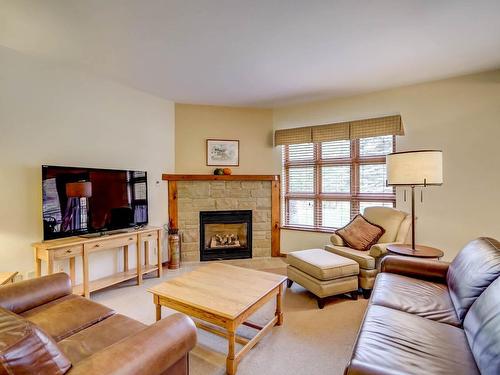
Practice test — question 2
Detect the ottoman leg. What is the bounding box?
[317,297,326,309]
[362,288,372,299]
[350,291,358,301]
[287,279,293,288]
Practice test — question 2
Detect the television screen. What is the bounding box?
[42,165,148,240]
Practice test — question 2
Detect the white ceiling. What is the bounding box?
[2,0,500,107]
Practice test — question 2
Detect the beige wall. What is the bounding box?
[175,104,275,174]
[274,69,500,260]
[0,47,175,279]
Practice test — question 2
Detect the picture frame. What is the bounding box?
[206,139,240,166]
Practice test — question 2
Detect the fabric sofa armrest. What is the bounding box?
[330,234,345,246]
[368,242,402,258]
[68,313,197,375]
[380,255,450,283]
[0,272,72,314]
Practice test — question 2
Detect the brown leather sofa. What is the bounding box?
[0,273,197,375]
[345,237,500,375]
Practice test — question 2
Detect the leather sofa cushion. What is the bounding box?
[335,214,385,251]
[0,272,72,314]
[0,307,71,374]
[21,295,115,342]
[447,237,500,322]
[371,273,460,326]
[463,277,500,375]
[58,314,146,364]
[325,245,375,269]
[346,305,479,375]
[287,249,359,280]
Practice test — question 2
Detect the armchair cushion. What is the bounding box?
[335,214,385,251]
[363,207,409,243]
[325,245,375,269]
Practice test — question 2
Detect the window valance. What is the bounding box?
[274,115,404,146]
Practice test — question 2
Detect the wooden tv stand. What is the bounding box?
[32,226,162,298]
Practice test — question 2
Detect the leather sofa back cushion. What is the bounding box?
[0,307,71,374]
[447,237,500,321]
[335,214,385,251]
[0,272,72,314]
[463,277,500,375]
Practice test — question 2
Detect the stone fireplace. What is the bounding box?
[200,210,252,261]
[162,174,281,263]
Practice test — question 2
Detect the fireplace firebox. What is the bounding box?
[199,210,252,261]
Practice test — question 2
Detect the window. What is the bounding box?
[282,135,395,231]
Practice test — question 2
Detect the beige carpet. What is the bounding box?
[92,258,367,375]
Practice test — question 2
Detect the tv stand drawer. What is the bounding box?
[54,245,83,259]
[139,231,158,241]
[84,235,137,252]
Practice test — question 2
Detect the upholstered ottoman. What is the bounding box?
[286,248,359,308]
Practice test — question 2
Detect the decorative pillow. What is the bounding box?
[0,307,71,374]
[335,214,385,251]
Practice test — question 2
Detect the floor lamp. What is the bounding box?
[386,150,443,251]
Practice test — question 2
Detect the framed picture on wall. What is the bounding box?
[206,139,240,166]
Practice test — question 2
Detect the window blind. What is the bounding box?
[275,115,403,146]
[282,135,396,230]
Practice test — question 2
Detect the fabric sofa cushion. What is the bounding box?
[0,307,71,374]
[58,314,147,364]
[346,305,479,375]
[363,206,408,243]
[370,273,460,326]
[335,214,385,251]
[447,237,500,322]
[325,245,375,269]
[286,249,359,281]
[463,277,500,375]
[21,294,115,341]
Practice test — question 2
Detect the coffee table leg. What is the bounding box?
[276,283,284,326]
[227,328,237,375]
[154,295,162,321]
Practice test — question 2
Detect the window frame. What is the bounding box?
[282,136,396,232]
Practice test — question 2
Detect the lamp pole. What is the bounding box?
[411,185,416,251]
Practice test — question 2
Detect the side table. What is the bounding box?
[0,272,18,285]
[387,244,444,259]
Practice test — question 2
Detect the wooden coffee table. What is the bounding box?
[148,263,286,375]
[387,244,444,259]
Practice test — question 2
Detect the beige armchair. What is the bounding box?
[325,206,411,298]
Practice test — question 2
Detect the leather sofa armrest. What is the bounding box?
[68,313,197,375]
[369,242,401,258]
[0,273,72,314]
[330,234,345,246]
[380,255,450,283]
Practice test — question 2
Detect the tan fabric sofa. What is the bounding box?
[325,206,411,297]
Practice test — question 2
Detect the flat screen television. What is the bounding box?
[42,165,148,240]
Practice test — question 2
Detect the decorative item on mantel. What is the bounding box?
[166,218,180,269]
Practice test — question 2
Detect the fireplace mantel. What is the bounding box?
[163,174,281,257]
[162,174,279,181]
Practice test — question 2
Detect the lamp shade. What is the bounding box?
[386,150,443,186]
[66,181,92,198]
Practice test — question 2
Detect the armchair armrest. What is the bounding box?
[369,242,401,258]
[68,313,197,375]
[330,234,345,246]
[0,273,72,314]
[380,255,450,283]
